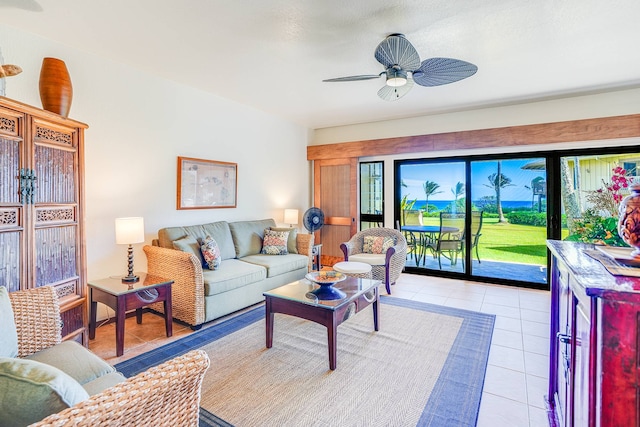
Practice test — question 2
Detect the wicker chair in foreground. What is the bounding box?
[340,227,407,294]
[1,286,210,427]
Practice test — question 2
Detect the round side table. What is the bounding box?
[333,261,373,279]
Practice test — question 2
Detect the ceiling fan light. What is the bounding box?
[387,76,407,87]
[386,69,407,87]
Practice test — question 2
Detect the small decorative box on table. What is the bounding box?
[88,273,173,356]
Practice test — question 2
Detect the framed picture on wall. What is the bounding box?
[177,156,237,209]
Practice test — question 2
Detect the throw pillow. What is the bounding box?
[261,229,289,255]
[0,287,18,358]
[270,227,298,254]
[363,235,394,254]
[172,235,207,268]
[0,357,90,426]
[200,235,222,270]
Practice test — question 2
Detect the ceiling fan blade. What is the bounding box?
[413,57,478,87]
[377,78,414,101]
[374,34,421,71]
[323,74,381,82]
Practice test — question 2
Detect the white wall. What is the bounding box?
[0,25,311,280]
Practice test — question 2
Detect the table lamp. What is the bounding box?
[284,209,299,228]
[115,217,145,283]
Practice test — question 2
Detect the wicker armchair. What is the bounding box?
[32,350,210,427]
[340,227,407,294]
[5,286,210,426]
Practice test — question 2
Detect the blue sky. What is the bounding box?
[400,158,546,201]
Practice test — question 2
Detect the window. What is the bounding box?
[360,161,383,229]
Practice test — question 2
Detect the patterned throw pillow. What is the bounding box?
[261,229,289,255]
[200,235,221,270]
[363,235,394,254]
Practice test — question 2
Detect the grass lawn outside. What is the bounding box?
[421,216,553,266]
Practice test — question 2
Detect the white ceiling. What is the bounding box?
[1,0,640,129]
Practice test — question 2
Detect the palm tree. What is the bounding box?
[451,181,465,213]
[423,181,443,213]
[484,162,514,222]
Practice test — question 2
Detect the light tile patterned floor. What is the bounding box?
[89,273,551,427]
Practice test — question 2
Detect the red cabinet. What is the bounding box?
[547,241,640,427]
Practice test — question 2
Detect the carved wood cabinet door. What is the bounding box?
[0,98,88,343]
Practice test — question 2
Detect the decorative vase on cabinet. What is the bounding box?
[39,57,73,117]
[618,182,640,257]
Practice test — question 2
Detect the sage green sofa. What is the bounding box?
[144,218,313,329]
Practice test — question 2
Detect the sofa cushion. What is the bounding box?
[0,357,89,427]
[348,253,387,266]
[201,235,222,270]
[27,341,116,385]
[82,371,127,396]
[261,229,290,255]
[241,254,309,278]
[172,235,207,268]
[229,219,276,258]
[0,287,18,358]
[270,227,299,254]
[202,259,267,296]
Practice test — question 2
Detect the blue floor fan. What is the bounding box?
[303,207,325,234]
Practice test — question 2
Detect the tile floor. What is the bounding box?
[89,273,551,427]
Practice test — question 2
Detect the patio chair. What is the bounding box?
[400,209,424,264]
[426,212,466,269]
[470,210,484,263]
[340,227,407,294]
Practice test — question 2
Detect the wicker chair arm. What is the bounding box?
[143,245,205,327]
[31,349,211,427]
[9,286,62,358]
[340,241,355,260]
[386,241,408,284]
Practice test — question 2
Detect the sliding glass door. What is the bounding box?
[396,155,548,286]
[398,160,466,273]
[469,158,547,284]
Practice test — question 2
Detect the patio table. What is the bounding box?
[402,225,459,266]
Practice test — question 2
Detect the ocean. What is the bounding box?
[411,200,535,211]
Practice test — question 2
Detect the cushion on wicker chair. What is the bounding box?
[0,357,89,427]
[26,341,116,385]
[348,253,387,265]
[0,287,18,358]
[363,235,394,254]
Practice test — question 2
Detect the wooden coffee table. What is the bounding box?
[88,273,173,356]
[264,276,380,370]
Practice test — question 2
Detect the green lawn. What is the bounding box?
[420,216,556,265]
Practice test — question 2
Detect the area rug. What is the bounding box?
[115,297,495,427]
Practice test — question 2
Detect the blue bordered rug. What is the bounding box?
[116,297,494,427]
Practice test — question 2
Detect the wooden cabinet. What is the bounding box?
[0,96,88,343]
[547,241,640,427]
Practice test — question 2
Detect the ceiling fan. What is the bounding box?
[323,33,477,101]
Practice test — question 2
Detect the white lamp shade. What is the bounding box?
[284,209,299,226]
[115,217,145,244]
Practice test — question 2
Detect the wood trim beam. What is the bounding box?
[307,114,640,160]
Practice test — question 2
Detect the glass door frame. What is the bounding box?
[359,161,384,229]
